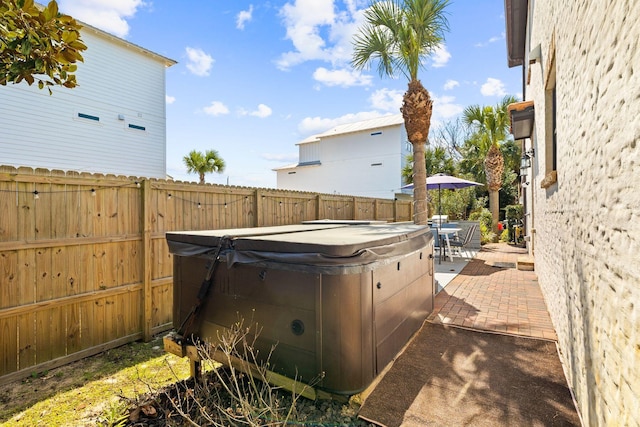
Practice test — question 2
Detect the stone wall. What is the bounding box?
[525,1,639,425]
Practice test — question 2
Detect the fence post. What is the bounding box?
[316,195,322,220]
[255,189,262,227]
[353,197,357,220]
[393,198,398,223]
[142,179,152,341]
[374,199,379,221]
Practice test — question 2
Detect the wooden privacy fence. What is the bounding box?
[0,166,412,384]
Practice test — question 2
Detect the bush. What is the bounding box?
[470,208,497,244]
[504,204,524,242]
[499,229,510,242]
[151,318,367,426]
[478,222,497,245]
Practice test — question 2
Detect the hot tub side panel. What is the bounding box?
[372,246,434,373]
[172,255,321,385]
[319,272,375,394]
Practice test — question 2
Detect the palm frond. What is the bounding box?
[351,0,450,81]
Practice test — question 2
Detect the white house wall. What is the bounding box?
[278,126,408,200]
[0,29,170,178]
[524,2,640,425]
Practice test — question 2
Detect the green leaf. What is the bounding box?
[62,30,77,44]
[20,40,32,56]
[38,80,44,89]
[43,1,59,21]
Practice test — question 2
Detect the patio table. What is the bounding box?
[437,227,461,262]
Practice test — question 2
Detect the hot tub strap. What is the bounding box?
[177,236,230,338]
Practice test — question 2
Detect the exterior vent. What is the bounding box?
[128,124,146,131]
[78,112,99,121]
[288,171,296,175]
[371,162,382,167]
[370,131,382,136]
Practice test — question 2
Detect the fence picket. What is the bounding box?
[0,166,411,384]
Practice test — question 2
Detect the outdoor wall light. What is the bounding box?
[520,148,535,169]
[508,100,535,140]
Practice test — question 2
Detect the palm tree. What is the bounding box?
[352,0,450,225]
[183,149,226,184]
[401,146,455,185]
[462,95,518,233]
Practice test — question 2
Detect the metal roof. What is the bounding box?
[81,22,177,67]
[297,114,403,145]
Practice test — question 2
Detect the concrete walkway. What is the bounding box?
[429,243,557,341]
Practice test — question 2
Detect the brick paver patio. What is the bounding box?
[428,243,557,341]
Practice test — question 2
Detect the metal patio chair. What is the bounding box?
[449,224,477,259]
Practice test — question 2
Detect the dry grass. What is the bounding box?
[0,335,190,426]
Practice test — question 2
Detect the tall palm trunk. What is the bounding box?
[484,144,504,234]
[402,79,432,225]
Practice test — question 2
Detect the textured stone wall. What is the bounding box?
[525,1,640,426]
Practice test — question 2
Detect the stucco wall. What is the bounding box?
[525,1,640,425]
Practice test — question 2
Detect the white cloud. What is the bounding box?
[369,88,403,112]
[481,77,507,96]
[443,79,459,90]
[298,111,386,135]
[203,101,229,116]
[431,43,451,68]
[276,0,362,70]
[475,32,505,47]
[239,104,273,118]
[432,95,463,119]
[236,5,254,30]
[313,67,372,87]
[185,47,214,77]
[166,95,176,104]
[58,0,145,38]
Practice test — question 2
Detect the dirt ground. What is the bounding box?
[0,336,371,426]
[0,335,185,425]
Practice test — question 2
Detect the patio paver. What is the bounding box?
[428,243,557,341]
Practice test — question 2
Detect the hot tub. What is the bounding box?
[166,222,434,395]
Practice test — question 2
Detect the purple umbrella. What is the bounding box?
[402,173,483,218]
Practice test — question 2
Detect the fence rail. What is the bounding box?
[0,166,412,384]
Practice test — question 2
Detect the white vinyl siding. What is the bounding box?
[277,123,406,199]
[299,141,320,164]
[0,30,170,178]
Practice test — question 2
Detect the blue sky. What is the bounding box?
[57,0,522,189]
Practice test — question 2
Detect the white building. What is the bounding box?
[506,0,640,425]
[275,114,411,200]
[0,23,176,178]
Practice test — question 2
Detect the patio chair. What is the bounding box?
[431,228,445,264]
[449,224,477,259]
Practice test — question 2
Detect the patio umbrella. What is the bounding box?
[401,173,483,219]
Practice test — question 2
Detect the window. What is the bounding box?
[541,36,557,188]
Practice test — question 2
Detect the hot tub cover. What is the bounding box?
[166,223,433,275]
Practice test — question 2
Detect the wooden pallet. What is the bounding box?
[163,333,345,402]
